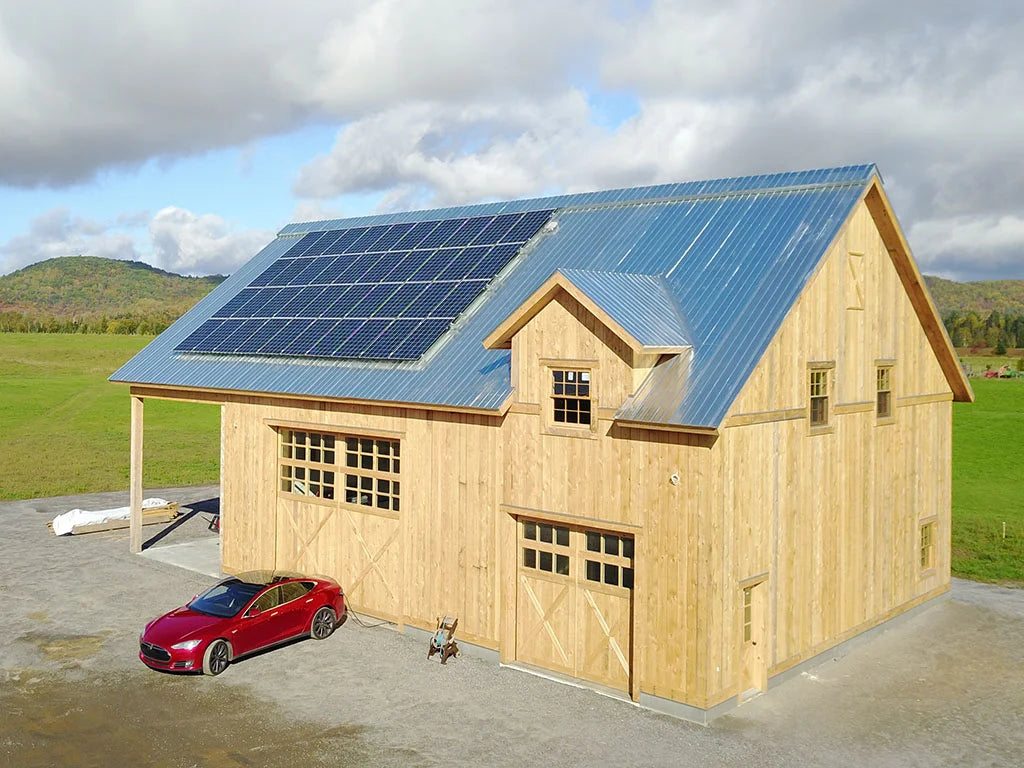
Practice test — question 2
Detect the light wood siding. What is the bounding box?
[501,288,714,705]
[213,197,955,714]
[220,397,504,648]
[706,200,954,707]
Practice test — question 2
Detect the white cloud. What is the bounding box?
[0,0,601,186]
[909,215,1024,281]
[148,207,274,276]
[0,208,139,274]
[291,0,1024,279]
[0,206,272,277]
[293,94,602,207]
[1,1,1023,279]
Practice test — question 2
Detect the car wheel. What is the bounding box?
[202,639,231,676]
[310,606,335,640]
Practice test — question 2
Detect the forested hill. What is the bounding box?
[0,256,224,334]
[924,275,1024,317]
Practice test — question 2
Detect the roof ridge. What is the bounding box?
[280,164,877,236]
[557,176,873,215]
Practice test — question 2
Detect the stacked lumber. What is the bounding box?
[47,502,180,535]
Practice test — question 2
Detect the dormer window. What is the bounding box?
[552,369,592,426]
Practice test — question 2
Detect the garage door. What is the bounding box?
[515,518,634,692]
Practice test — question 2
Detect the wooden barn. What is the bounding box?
[112,165,972,722]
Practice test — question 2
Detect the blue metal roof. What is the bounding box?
[556,270,692,349]
[111,164,878,428]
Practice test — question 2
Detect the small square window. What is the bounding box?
[551,368,592,427]
[523,548,537,569]
[604,563,619,586]
[622,537,634,559]
[539,551,553,572]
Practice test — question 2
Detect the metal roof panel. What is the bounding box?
[111,165,877,427]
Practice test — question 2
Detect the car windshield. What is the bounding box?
[188,580,264,618]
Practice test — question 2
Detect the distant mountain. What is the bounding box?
[0,256,225,333]
[924,275,1024,317]
[0,255,224,317]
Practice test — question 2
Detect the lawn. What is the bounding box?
[0,333,219,500]
[952,377,1024,584]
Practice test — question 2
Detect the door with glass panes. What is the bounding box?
[515,518,634,692]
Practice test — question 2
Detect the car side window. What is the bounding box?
[279,581,313,604]
[248,585,282,614]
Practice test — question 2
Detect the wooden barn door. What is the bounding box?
[515,518,634,692]
[276,502,401,622]
[338,507,401,621]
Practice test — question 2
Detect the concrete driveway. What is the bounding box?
[2,487,1022,767]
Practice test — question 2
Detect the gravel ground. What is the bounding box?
[2,487,1022,768]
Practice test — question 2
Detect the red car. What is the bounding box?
[139,571,344,675]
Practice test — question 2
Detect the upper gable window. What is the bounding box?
[876,363,894,422]
[808,363,834,432]
[552,369,592,426]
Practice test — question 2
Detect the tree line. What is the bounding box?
[0,311,175,335]
[943,310,1024,352]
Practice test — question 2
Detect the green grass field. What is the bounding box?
[0,333,219,500]
[1,334,1021,585]
[952,377,1024,584]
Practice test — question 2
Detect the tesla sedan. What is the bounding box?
[139,571,344,675]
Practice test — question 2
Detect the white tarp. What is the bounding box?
[51,498,171,536]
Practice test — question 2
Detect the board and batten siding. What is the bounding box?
[501,288,714,705]
[220,397,505,649]
[705,198,953,707]
[212,194,956,714]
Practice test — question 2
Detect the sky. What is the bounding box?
[1,0,1022,282]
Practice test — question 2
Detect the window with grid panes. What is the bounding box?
[521,520,571,576]
[343,436,401,512]
[584,531,634,589]
[552,369,592,426]
[279,430,337,499]
[876,365,893,420]
[809,368,830,428]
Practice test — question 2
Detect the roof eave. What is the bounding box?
[613,418,719,437]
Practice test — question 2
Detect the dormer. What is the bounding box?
[484,270,693,432]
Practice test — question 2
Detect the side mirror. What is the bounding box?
[247,607,262,618]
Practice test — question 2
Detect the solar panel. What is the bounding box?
[176,208,554,360]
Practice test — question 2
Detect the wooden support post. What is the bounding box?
[130,395,144,553]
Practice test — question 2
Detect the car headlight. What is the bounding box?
[171,639,202,651]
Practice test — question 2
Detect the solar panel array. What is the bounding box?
[175,209,554,360]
